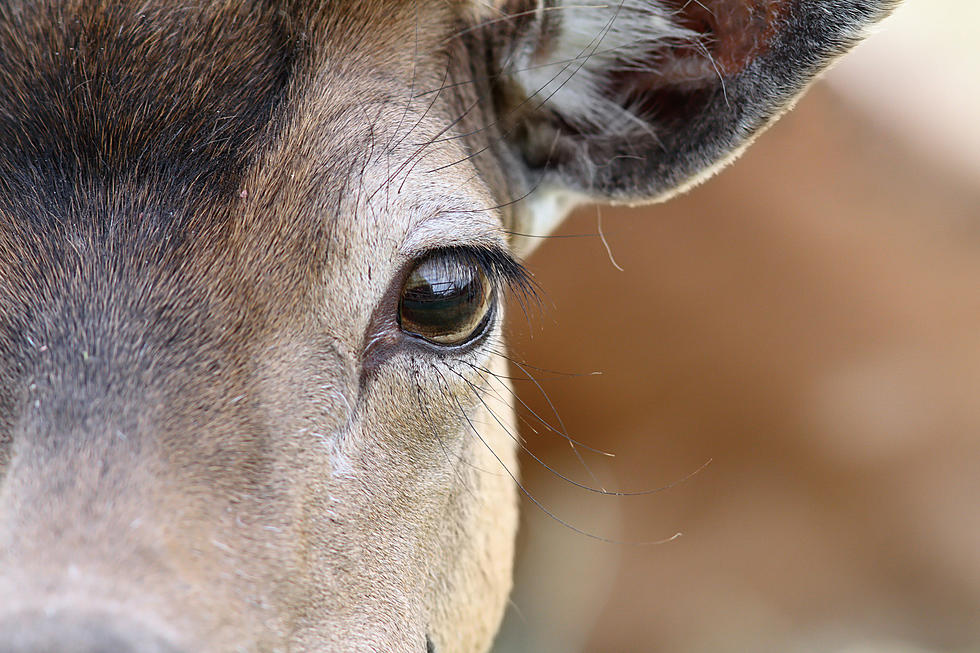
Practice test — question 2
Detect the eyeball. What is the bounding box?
[398,251,494,347]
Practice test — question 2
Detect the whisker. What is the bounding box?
[387,0,421,152]
[500,230,599,239]
[455,358,613,457]
[413,364,495,484]
[451,361,677,497]
[433,366,683,545]
[504,354,607,487]
[389,55,453,156]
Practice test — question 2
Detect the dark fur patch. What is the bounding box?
[0,1,295,237]
[0,1,299,462]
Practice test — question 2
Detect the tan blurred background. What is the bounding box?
[493,1,980,651]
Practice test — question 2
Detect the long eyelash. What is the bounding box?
[434,244,541,315]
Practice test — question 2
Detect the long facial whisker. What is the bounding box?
[368,18,523,206]
[389,54,453,157]
[432,366,682,545]
[503,354,608,489]
[488,344,613,487]
[488,348,603,379]
[386,0,421,153]
[481,350,716,495]
[455,357,613,458]
[411,364,486,492]
[449,363,614,493]
[447,362,673,497]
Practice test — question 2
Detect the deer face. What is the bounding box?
[0,1,896,651]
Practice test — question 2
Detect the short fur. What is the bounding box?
[0,1,896,651]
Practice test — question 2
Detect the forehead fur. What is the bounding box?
[0,0,453,247]
[0,1,294,213]
[0,0,490,394]
[0,0,467,301]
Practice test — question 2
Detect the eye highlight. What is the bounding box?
[398,250,494,347]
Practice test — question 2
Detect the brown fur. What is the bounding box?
[0,1,895,651]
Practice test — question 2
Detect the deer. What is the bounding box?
[0,1,898,651]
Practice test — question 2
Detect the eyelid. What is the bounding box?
[399,210,505,259]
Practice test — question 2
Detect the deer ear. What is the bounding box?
[465,0,897,247]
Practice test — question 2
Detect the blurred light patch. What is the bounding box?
[828,0,980,183]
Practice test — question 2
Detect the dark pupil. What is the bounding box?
[400,258,488,343]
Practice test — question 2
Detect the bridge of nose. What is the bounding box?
[0,303,309,651]
[0,247,300,583]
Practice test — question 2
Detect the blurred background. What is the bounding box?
[493,1,980,651]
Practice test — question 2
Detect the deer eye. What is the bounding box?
[398,250,494,347]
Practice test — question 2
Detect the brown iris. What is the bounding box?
[398,251,494,346]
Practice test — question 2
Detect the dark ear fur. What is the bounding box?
[469,0,899,204]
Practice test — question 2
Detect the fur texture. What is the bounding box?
[0,1,897,651]
[475,0,901,242]
[509,0,699,131]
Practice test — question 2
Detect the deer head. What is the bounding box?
[0,1,896,651]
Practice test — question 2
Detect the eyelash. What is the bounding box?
[438,245,536,299]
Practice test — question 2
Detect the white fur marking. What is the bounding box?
[513,1,697,131]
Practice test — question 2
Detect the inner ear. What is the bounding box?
[499,0,789,164]
[664,0,788,77]
[477,0,895,204]
[604,1,787,123]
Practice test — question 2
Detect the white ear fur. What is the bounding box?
[506,1,699,256]
[511,1,698,134]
